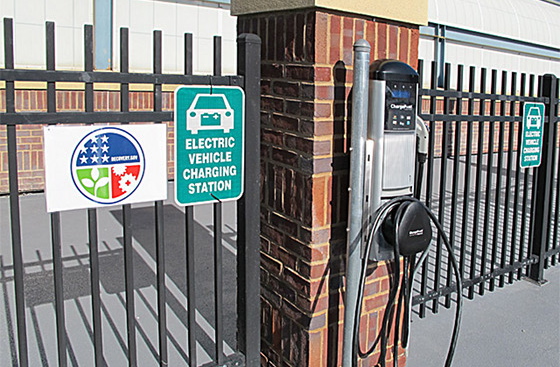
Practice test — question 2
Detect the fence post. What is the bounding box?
[236,33,261,366]
[528,74,558,283]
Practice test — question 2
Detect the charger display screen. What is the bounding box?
[385,82,417,131]
[390,89,412,99]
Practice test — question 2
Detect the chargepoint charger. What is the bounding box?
[343,56,463,367]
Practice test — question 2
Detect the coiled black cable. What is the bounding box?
[352,196,463,367]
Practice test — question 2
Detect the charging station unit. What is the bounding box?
[342,40,462,367]
[364,59,424,262]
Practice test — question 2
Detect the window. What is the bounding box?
[94,0,113,70]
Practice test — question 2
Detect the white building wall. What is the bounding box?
[422,0,560,89]
[0,0,93,69]
[0,0,238,74]
[113,0,237,74]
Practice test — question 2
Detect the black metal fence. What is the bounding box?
[413,61,560,316]
[0,18,261,366]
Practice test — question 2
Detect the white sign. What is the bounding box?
[44,124,167,212]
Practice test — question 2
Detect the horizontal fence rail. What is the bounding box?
[413,60,560,316]
[0,18,260,367]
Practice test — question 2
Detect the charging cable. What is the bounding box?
[352,196,463,367]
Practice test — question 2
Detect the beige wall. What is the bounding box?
[231,0,428,25]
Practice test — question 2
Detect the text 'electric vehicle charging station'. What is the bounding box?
[342,40,463,367]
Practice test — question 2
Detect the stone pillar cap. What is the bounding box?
[231,0,428,25]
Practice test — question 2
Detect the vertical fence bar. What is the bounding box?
[152,29,168,367]
[479,70,498,295]
[84,24,104,367]
[489,71,507,291]
[4,17,29,367]
[212,34,225,365]
[46,21,68,367]
[119,27,137,367]
[416,59,429,318]
[425,61,438,209]
[460,66,475,289]
[185,206,197,366]
[419,61,438,318]
[445,64,463,308]
[183,35,197,367]
[236,33,261,365]
[528,74,558,283]
[513,74,528,281]
[544,81,559,270]
[469,67,487,299]
[213,201,224,364]
[184,33,193,76]
[502,72,517,286]
[432,63,451,314]
[552,99,560,267]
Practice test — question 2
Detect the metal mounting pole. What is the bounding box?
[342,39,371,367]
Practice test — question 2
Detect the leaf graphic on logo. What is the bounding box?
[95,177,110,190]
[92,167,100,181]
[94,177,110,197]
[81,178,94,188]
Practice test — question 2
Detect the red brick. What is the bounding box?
[343,17,353,65]
[286,65,314,81]
[262,63,284,78]
[262,97,284,113]
[308,330,326,366]
[355,19,365,40]
[315,103,332,118]
[377,22,387,59]
[272,80,300,98]
[312,175,328,227]
[315,85,333,100]
[399,27,409,63]
[329,14,341,64]
[271,113,299,131]
[410,28,420,68]
[389,24,399,59]
[315,67,332,82]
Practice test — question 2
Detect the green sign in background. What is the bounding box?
[174,86,245,205]
[520,102,545,169]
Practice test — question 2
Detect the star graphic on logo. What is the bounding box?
[101,154,109,163]
[101,144,109,153]
[90,136,99,144]
[79,155,88,164]
[90,145,98,154]
[100,135,109,144]
[90,155,99,163]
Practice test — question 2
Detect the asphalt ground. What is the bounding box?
[0,184,238,366]
[407,265,560,367]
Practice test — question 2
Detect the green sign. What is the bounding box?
[520,102,545,168]
[174,86,245,205]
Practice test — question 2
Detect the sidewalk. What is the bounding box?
[407,266,560,367]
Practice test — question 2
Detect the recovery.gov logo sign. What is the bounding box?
[71,128,145,204]
[44,125,167,212]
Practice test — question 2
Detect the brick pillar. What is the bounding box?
[237,6,421,366]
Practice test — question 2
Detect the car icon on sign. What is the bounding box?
[526,107,542,129]
[186,94,234,134]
